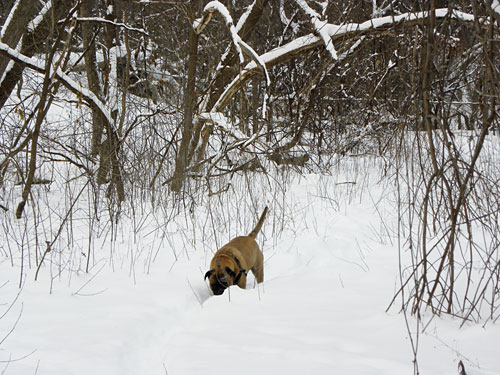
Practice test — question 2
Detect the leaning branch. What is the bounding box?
[0,41,114,127]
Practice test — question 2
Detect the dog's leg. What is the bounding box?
[252,251,264,283]
[236,273,247,289]
[252,265,263,283]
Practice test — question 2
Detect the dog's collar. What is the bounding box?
[218,250,247,283]
[233,268,246,284]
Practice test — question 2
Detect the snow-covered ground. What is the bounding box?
[1,160,499,375]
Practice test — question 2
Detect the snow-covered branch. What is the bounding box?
[27,0,52,33]
[235,0,257,33]
[214,8,476,111]
[193,1,244,63]
[0,0,21,39]
[0,41,114,127]
[214,33,319,111]
[327,8,475,36]
[70,17,148,35]
[294,0,337,59]
[238,39,270,87]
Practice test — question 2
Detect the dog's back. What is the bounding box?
[226,206,267,281]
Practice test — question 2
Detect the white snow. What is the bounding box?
[197,111,260,150]
[203,1,232,26]
[197,111,232,129]
[292,4,475,61]
[492,0,500,16]
[325,9,475,37]
[294,0,337,59]
[1,158,499,374]
[238,39,270,86]
[315,18,338,60]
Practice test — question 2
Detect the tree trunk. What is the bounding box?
[171,25,199,192]
[80,0,106,158]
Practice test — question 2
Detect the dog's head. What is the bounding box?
[204,267,243,295]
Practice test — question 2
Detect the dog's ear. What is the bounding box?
[225,267,236,277]
[204,269,215,280]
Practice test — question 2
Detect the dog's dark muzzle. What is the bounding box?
[212,287,225,295]
[210,279,229,295]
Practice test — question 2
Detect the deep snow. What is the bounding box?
[1,165,499,375]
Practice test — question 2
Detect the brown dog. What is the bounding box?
[205,207,268,295]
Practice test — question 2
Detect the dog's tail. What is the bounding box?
[248,206,268,238]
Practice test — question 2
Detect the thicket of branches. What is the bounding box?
[0,0,499,325]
